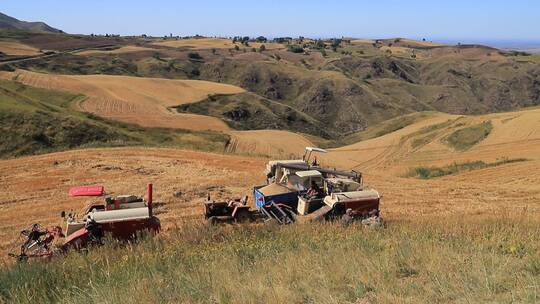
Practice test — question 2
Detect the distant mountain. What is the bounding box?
[0,12,63,33]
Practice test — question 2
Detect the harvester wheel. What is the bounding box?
[341,213,354,226]
[234,210,252,223]
[207,216,218,226]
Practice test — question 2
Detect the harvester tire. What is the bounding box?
[207,216,218,226]
[234,210,251,223]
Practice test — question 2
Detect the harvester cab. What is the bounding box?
[264,147,327,184]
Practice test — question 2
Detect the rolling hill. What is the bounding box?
[0,12,62,33]
[7,34,539,142]
[0,33,539,303]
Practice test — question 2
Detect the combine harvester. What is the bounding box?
[9,184,160,261]
[205,147,381,225]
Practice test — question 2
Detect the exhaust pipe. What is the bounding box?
[147,183,153,217]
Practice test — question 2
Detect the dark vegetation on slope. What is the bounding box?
[445,121,493,151]
[0,80,229,158]
[176,93,331,137]
[405,158,528,179]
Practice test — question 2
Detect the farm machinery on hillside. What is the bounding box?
[8,184,160,261]
[204,147,382,226]
[8,147,381,262]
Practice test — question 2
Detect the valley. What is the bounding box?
[1,22,539,303]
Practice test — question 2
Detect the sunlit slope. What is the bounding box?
[227,130,314,158]
[0,70,244,131]
[152,38,284,50]
[76,46,156,56]
[0,41,40,56]
[322,108,540,172]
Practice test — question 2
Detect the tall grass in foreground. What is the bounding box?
[1,215,539,303]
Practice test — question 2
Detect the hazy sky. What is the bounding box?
[2,0,539,43]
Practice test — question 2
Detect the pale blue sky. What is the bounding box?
[2,1,539,44]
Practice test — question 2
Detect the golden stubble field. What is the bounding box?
[0,69,244,131]
[1,146,539,259]
[0,69,319,157]
[322,108,540,173]
[151,38,285,50]
[0,41,41,56]
[75,45,157,56]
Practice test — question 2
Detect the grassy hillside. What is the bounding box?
[445,121,493,150]
[1,216,539,303]
[176,92,330,137]
[0,79,229,158]
[10,35,540,140]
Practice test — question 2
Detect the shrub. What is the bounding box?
[187,52,203,60]
[446,121,493,151]
[287,45,304,53]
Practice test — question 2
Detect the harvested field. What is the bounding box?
[0,70,318,158]
[227,130,314,158]
[0,148,263,258]
[427,45,505,60]
[350,39,376,45]
[397,38,447,47]
[322,108,540,174]
[76,45,156,55]
[0,41,41,56]
[152,38,284,50]
[1,146,539,260]
[0,70,244,131]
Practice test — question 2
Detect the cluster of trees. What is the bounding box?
[231,36,269,46]
[90,33,121,38]
[287,45,305,53]
[232,36,250,46]
[187,52,203,60]
[273,37,293,44]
